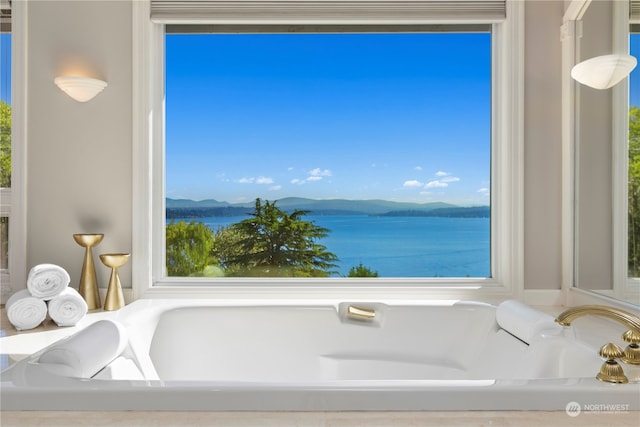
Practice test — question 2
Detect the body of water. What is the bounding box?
[168,215,490,278]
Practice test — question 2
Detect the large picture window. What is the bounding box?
[133,0,523,296]
[164,30,492,279]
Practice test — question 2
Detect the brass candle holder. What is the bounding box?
[73,233,104,310]
[99,253,130,311]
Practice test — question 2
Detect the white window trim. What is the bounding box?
[132,0,524,302]
[0,0,26,304]
[563,0,640,307]
[620,1,640,303]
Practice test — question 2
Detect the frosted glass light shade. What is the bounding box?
[571,54,637,90]
[54,76,107,102]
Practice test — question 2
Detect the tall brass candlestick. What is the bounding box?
[73,233,104,310]
[100,253,130,311]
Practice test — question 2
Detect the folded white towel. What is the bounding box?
[6,289,48,331]
[496,300,562,344]
[38,319,129,378]
[47,287,88,327]
[27,264,70,300]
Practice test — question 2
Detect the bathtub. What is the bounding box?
[1,299,639,411]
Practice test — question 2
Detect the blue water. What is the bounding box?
[168,215,490,278]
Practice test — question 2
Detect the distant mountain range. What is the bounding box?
[166,197,489,219]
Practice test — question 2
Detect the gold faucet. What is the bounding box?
[555,305,640,383]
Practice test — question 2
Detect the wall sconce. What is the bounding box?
[571,54,637,90]
[54,76,107,102]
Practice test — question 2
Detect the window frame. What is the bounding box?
[0,0,26,304]
[622,3,640,302]
[132,0,524,301]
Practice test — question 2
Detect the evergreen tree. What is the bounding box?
[225,198,338,277]
[347,263,379,278]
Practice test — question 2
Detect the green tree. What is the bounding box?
[347,263,379,277]
[166,220,215,276]
[629,106,640,275]
[211,224,250,276]
[0,101,11,188]
[224,198,338,277]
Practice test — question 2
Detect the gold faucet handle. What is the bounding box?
[623,329,640,344]
[622,330,640,365]
[597,343,629,384]
[599,342,625,360]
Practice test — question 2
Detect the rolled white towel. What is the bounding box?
[47,287,88,327]
[496,300,562,344]
[38,319,129,378]
[27,264,70,300]
[6,289,48,331]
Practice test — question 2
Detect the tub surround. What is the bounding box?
[1,300,639,412]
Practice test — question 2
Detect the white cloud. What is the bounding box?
[238,176,274,185]
[403,180,424,188]
[425,180,449,188]
[291,168,333,185]
[414,166,423,171]
[269,185,282,191]
[477,187,490,196]
[255,176,274,184]
[309,168,332,177]
[421,171,461,189]
[441,176,460,183]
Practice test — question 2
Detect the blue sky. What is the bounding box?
[632,33,640,107]
[165,32,492,205]
[0,33,10,103]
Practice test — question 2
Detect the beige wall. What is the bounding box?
[21,0,564,295]
[574,0,615,291]
[523,0,564,290]
[26,0,132,292]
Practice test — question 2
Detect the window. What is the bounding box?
[630,29,639,277]
[0,0,10,294]
[133,0,523,296]
[613,0,639,302]
[627,22,640,298]
[165,30,491,279]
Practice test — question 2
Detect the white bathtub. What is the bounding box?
[1,299,639,411]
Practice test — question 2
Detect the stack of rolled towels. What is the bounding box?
[6,264,88,330]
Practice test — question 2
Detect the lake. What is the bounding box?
[168,215,491,278]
